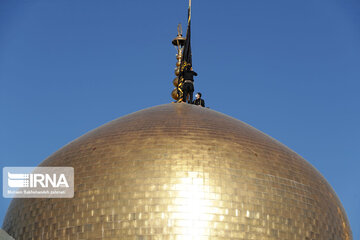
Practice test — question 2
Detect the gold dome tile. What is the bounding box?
[3,103,352,239]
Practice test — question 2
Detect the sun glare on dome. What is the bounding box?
[173,171,211,239]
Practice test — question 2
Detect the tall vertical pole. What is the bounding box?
[189,0,191,21]
[171,25,185,101]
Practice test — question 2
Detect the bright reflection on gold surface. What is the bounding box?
[2,104,352,239]
[174,172,209,239]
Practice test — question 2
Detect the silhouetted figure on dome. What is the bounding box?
[193,92,205,107]
[182,65,197,103]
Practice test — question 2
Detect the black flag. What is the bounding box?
[181,4,192,70]
[177,1,192,102]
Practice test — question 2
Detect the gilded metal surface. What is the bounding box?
[171,89,178,101]
[171,24,184,101]
[3,104,352,239]
[174,68,180,76]
[172,24,185,47]
[172,77,179,87]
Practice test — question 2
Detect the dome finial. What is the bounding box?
[171,0,194,102]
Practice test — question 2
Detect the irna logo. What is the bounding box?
[3,167,74,198]
[8,172,69,188]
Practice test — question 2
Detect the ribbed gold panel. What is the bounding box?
[3,103,352,239]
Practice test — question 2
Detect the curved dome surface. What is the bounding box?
[3,103,352,239]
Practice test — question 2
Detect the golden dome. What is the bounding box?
[2,103,352,239]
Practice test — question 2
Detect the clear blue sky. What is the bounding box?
[1,0,359,237]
